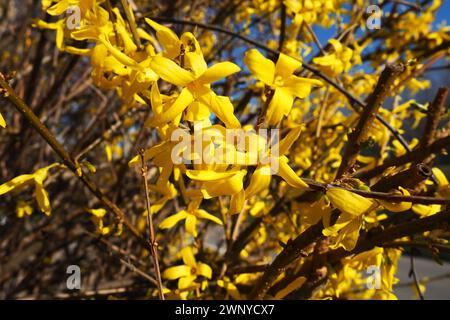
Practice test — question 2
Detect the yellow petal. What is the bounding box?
[0,174,34,195]
[178,275,197,289]
[277,125,303,155]
[34,182,51,216]
[197,262,212,279]
[128,142,170,167]
[243,49,275,85]
[203,92,241,129]
[284,75,323,98]
[163,265,192,280]
[230,189,246,214]
[88,208,107,218]
[197,209,223,225]
[201,170,246,198]
[46,0,68,15]
[277,157,309,190]
[181,247,197,267]
[326,187,376,216]
[245,165,272,198]
[412,204,441,217]
[185,214,198,236]
[275,53,302,79]
[145,18,180,59]
[98,37,141,69]
[266,87,294,125]
[159,210,188,229]
[197,62,241,85]
[186,169,239,181]
[0,112,6,128]
[148,88,194,126]
[378,187,412,212]
[151,56,195,87]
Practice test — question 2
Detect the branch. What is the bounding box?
[421,87,448,147]
[353,134,450,180]
[140,149,165,300]
[336,63,405,179]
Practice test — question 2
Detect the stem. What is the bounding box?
[336,62,405,179]
[140,149,165,300]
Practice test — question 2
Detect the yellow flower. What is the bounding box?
[245,125,310,199]
[150,52,241,128]
[0,163,61,216]
[87,208,112,235]
[16,200,34,218]
[163,247,212,290]
[159,198,223,237]
[244,49,322,125]
[313,39,353,77]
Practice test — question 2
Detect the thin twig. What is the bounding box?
[140,149,165,300]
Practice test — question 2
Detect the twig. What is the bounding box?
[303,21,325,55]
[421,87,448,147]
[140,149,165,300]
[336,63,405,179]
[409,247,425,300]
[353,135,450,180]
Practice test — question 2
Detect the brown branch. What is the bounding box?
[336,63,405,179]
[140,149,165,300]
[353,134,450,180]
[421,87,448,147]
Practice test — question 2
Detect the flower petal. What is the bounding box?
[197,263,212,279]
[277,156,309,190]
[185,214,198,236]
[148,88,194,126]
[245,165,272,198]
[159,210,188,229]
[284,75,323,99]
[163,265,192,280]
[181,247,197,267]
[275,53,302,79]
[196,209,223,225]
[266,87,294,125]
[326,187,376,216]
[145,18,180,59]
[151,56,195,87]
[197,62,241,85]
[243,49,275,85]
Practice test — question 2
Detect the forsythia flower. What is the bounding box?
[159,198,223,237]
[0,163,62,216]
[150,49,241,128]
[87,208,112,235]
[313,39,354,77]
[244,49,322,125]
[163,247,212,291]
